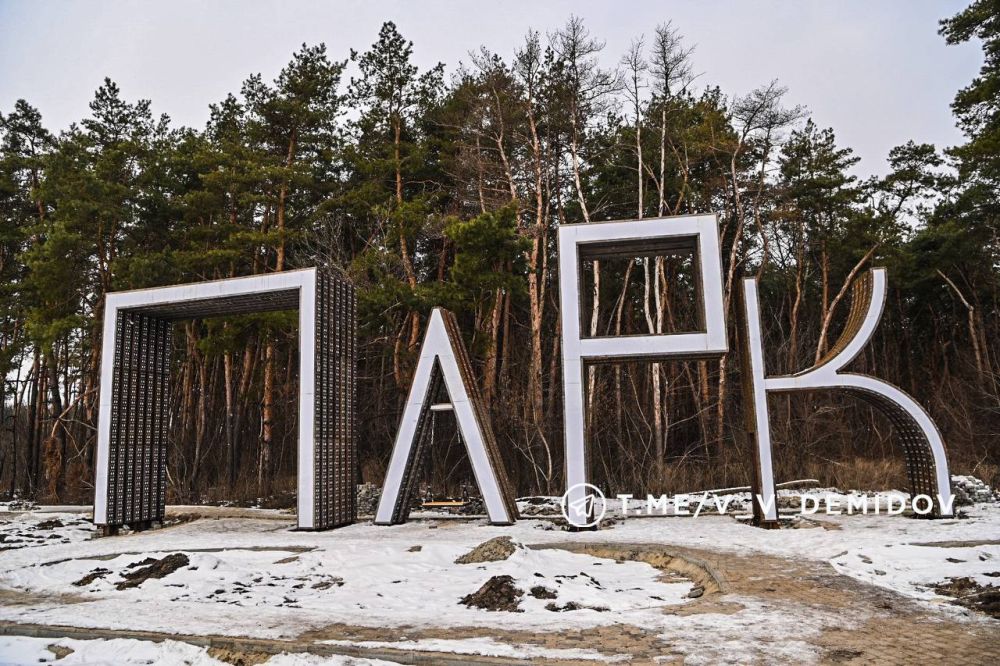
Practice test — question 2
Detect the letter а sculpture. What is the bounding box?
[376,308,519,525]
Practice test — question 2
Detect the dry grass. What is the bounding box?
[601,453,990,498]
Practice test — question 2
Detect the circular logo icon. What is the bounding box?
[560,483,607,528]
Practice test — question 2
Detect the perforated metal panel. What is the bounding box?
[312,271,357,529]
[107,312,171,526]
[852,388,943,514]
[389,363,443,524]
[128,289,300,320]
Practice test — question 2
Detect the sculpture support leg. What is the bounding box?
[739,281,779,525]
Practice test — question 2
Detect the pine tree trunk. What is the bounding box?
[525,106,546,427]
[191,349,207,493]
[259,342,275,496]
[224,351,236,486]
[33,353,47,497]
[43,348,65,499]
[393,117,421,352]
[483,287,504,405]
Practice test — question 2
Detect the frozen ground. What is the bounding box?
[0,512,694,636]
[0,493,997,663]
[0,511,96,550]
[0,635,399,665]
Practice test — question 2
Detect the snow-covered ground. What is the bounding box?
[0,635,399,665]
[0,493,997,664]
[0,511,96,550]
[0,514,693,636]
[322,638,631,663]
[831,539,999,601]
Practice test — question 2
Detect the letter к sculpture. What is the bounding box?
[740,268,953,523]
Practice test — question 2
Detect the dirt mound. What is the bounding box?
[46,645,74,660]
[529,585,557,599]
[73,568,110,587]
[207,647,271,665]
[455,536,518,564]
[518,497,560,517]
[933,576,1000,618]
[459,575,523,612]
[116,553,189,590]
[545,601,608,612]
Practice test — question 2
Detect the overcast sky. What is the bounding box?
[0,0,982,176]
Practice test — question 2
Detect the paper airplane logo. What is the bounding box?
[560,483,607,528]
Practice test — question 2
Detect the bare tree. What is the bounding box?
[650,21,694,215]
[715,81,804,447]
[513,32,550,433]
[550,16,622,427]
[643,23,695,463]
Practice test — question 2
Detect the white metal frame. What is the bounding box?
[94,268,322,529]
[558,215,728,527]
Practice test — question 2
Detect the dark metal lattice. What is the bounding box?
[389,367,444,524]
[107,312,171,526]
[312,271,357,528]
[852,388,942,515]
[128,289,300,320]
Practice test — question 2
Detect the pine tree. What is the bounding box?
[347,22,445,389]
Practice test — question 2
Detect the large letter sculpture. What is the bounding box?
[559,215,728,528]
[376,308,519,525]
[741,268,953,522]
[94,268,357,533]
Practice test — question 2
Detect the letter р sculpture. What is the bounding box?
[93,268,357,534]
[558,214,729,528]
[741,268,953,524]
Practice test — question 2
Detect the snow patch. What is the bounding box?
[323,636,629,662]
